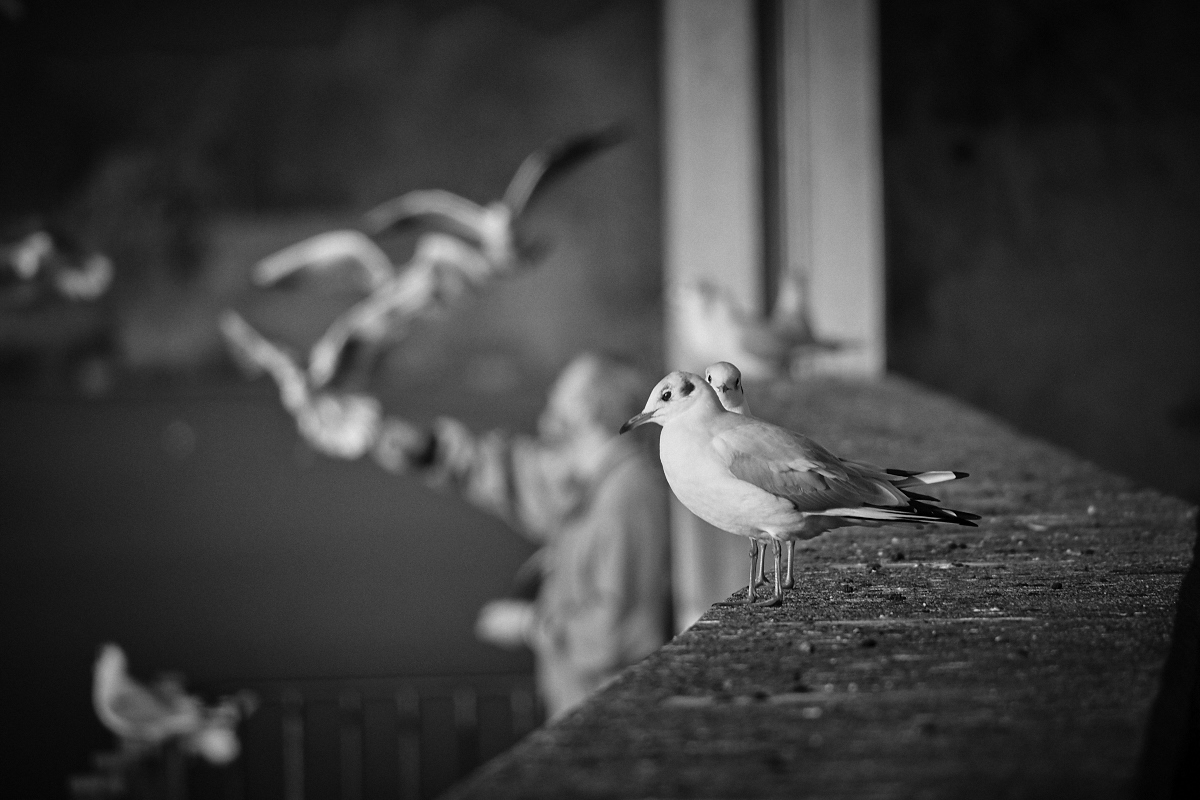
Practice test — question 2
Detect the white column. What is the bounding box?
[781,0,884,376]
[663,0,763,630]
[661,0,884,630]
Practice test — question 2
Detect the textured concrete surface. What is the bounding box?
[441,376,1197,799]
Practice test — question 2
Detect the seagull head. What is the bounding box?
[620,370,719,433]
[704,361,746,414]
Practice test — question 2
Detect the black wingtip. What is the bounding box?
[953,471,970,479]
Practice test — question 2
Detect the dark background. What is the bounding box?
[2,1,1197,796]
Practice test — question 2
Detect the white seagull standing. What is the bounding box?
[364,125,626,273]
[621,371,979,606]
[704,360,781,589]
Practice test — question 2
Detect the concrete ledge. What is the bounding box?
[443,377,1197,799]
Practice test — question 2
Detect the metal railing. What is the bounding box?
[201,673,541,800]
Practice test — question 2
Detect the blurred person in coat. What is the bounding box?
[375,353,672,719]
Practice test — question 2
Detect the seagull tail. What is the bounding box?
[830,500,979,528]
[885,468,969,488]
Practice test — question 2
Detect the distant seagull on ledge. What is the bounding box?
[674,267,848,381]
[621,371,978,606]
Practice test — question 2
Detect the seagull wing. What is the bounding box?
[252,230,394,291]
[307,234,489,388]
[94,644,200,743]
[365,189,490,242]
[714,421,906,513]
[501,124,627,216]
[219,312,310,414]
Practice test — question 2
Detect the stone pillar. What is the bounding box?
[663,0,764,630]
[662,0,883,630]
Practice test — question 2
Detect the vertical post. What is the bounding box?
[663,0,765,630]
[509,685,537,740]
[338,692,363,800]
[281,691,305,800]
[662,0,884,628]
[395,686,421,800]
[781,0,884,376]
[452,686,480,779]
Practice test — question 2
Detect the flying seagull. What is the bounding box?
[2,229,113,303]
[247,228,495,388]
[365,125,627,272]
[219,310,383,459]
[93,643,255,765]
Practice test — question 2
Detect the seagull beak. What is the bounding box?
[620,410,655,434]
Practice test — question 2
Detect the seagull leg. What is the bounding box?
[754,542,768,587]
[782,540,795,589]
[715,539,760,606]
[752,540,783,607]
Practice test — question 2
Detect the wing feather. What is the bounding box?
[502,125,627,215]
[365,190,489,240]
[714,421,907,512]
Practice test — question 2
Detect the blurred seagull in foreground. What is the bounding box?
[365,125,626,272]
[621,371,979,606]
[219,311,383,459]
[93,643,256,766]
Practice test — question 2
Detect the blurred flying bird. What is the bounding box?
[251,229,495,387]
[1,229,113,303]
[252,229,395,291]
[219,310,383,459]
[621,371,978,606]
[92,643,256,765]
[365,125,626,272]
[307,233,493,388]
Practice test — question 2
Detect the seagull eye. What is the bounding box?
[660,389,672,402]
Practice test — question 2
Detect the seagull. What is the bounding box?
[304,232,493,388]
[219,310,383,459]
[250,230,513,388]
[93,643,256,765]
[704,360,779,588]
[1,229,113,303]
[703,360,974,595]
[251,229,396,291]
[365,125,626,272]
[674,268,845,381]
[621,371,979,607]
[93,643,202,746]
